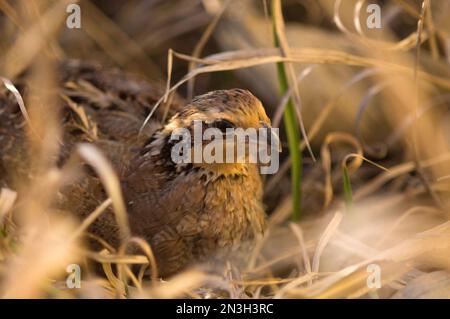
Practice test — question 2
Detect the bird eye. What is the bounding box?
[212,119,235,133]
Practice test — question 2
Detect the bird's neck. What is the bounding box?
[137,130,259,180]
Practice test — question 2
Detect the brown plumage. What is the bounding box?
[0,61,271,277]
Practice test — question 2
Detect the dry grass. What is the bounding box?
[0,0,450,298]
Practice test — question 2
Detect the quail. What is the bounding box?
[0,60,273,277]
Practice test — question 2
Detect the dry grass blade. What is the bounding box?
[272,66,316,128]
[355,152,450,200]
[0,188,17,222]
[424,1,438,59]
[272,0,315,161]
[77,143,131,242]
[1,218,79,298]
[187,0,231,100]
[61,95,98,141]
[164,49,174,105]
[386,94,450,148]
[1,0,449,299]
[289,223,312,282]
[118,237,159,285]
[266,68,378,193]
[81,0,159,77]
[141,47,450,132]
[304,220,450,298]
[99,249,126,297]
[353,0,365,36]
[0,0,20,28]
[314,261,408,299]
[69,198,112,242]
[246,229,271,271]
[1,0,73,78]
[0,76,36,136]
[321,132,363,208]
[274,272,317,298]
[143,270,207,298]
[335,0,428,51]
[311,211,344,274]
[82,250,148,264]
[409,0,443,209]
[342,153,389,173]
[375,206,441,248]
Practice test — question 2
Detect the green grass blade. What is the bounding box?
[342,165,353,212]
[272,5,302,221]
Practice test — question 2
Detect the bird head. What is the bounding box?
[148,89,280,178]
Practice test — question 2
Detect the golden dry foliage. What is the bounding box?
[0,0,450,298]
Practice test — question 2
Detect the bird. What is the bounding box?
[0,60,274,277]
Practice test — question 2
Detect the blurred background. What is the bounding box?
[1,0,450,298]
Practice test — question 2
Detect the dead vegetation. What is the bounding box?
[0,0,450,298]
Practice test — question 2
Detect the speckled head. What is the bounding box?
[165,89,271,131]
[148,89,277,178]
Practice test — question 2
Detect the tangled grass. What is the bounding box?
[0,0,449,298]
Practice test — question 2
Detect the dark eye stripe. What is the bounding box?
[212,119,235,132]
